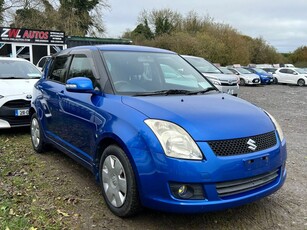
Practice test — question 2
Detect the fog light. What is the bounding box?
[178,185,187,196]
[170,183,205,200]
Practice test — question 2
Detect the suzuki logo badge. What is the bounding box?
[247,139,257,151]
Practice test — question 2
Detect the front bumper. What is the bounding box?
[136,135,287,213]
[245,78,261,85]
[215,85,239,96]
[0,98,31,129]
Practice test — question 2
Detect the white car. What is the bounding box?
[228,67,261,86]
[274,67,307,86]
[0,57,42,129]
[182,55,239,96]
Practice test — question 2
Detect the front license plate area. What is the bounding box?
[243,154,269,170]
[15,109,29,116]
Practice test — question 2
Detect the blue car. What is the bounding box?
[30,45,287,217]
[244,67,274,84]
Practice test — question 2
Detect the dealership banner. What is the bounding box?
[0,27,65,44]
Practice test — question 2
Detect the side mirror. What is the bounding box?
[66,77,94,93]
[293,72,298,75]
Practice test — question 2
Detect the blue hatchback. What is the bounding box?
[244,67,274,84]
[30,45,287,217]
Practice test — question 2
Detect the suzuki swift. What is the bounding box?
[30,45,287,217]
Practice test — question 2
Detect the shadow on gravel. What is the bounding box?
[0,127,30,135]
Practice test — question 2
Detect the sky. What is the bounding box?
[103,0,307,53]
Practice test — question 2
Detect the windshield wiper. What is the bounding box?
[186,87,218,95]
[134,89,193,96]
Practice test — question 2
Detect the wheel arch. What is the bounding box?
[297,78,305,86]
[93,134,141,184]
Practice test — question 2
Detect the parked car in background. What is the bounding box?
[227,67,261,86]
[36,55,51,71]
[219,66,240,82]
[30,45,287,217]
[0,57,42,129]
[261,67,277,74]
[260,67,279,84]
[274,67,307,86]
[244,67,274,85]
[182,55,239,96]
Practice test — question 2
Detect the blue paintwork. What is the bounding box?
[245,67,274,84]
[31,45,287,214]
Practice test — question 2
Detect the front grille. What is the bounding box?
[208,131,277,156]
[221,82,237,86]
[3,100,30,108]
[216,169,279,197]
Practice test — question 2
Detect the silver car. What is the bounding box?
[228,67,260,86]
[182,55,239,96]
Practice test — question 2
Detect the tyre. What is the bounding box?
[239,78,245,86]
[297,79,305,86]
[30,113,46,153]
[273,77,278,84]
[99,145,141,217]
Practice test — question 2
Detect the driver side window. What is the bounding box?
[67,54,99,89]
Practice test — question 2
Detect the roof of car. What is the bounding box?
[0,57,30,62]
[57,44,176,55]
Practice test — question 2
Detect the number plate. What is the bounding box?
[15,109,29,116]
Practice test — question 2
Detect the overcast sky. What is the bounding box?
[103,0,306,53]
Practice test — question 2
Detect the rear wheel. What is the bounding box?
[99,145,141,217]
[30,113,46,153]
[297,79,305,86]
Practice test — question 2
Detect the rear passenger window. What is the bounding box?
[48,56,71,83]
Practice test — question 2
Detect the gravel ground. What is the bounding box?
[1,84,306,229]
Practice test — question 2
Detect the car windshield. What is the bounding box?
[219,67,233,74]
[253,68,268,74]
[0,59,41,79]
[102,51,215,96]
[295,68,306,74]
[236,67,252,74]
[183,56,222,74]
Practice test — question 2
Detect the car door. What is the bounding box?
[40,55,71,140]
[57,51,105,164]
[277,68,288,83]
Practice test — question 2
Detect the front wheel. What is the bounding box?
[273,77,278,84]
[99,145,141,217]
[239,78,245,86]
[30,113,46,153]
[297,79,305,86]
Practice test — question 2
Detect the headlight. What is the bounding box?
[0,95,4,99]
[145,119,203,160]
[264,111,284,142]
[211,80,221,85]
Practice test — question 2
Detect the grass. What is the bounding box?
[0,129,74,229]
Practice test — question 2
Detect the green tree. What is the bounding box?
[288,46,307,67]
[138,9,182,36]
[131,19,154,40]
[8,0,108,36]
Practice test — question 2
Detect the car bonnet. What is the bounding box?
[122,93,275,141]
[0,79,39,97]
